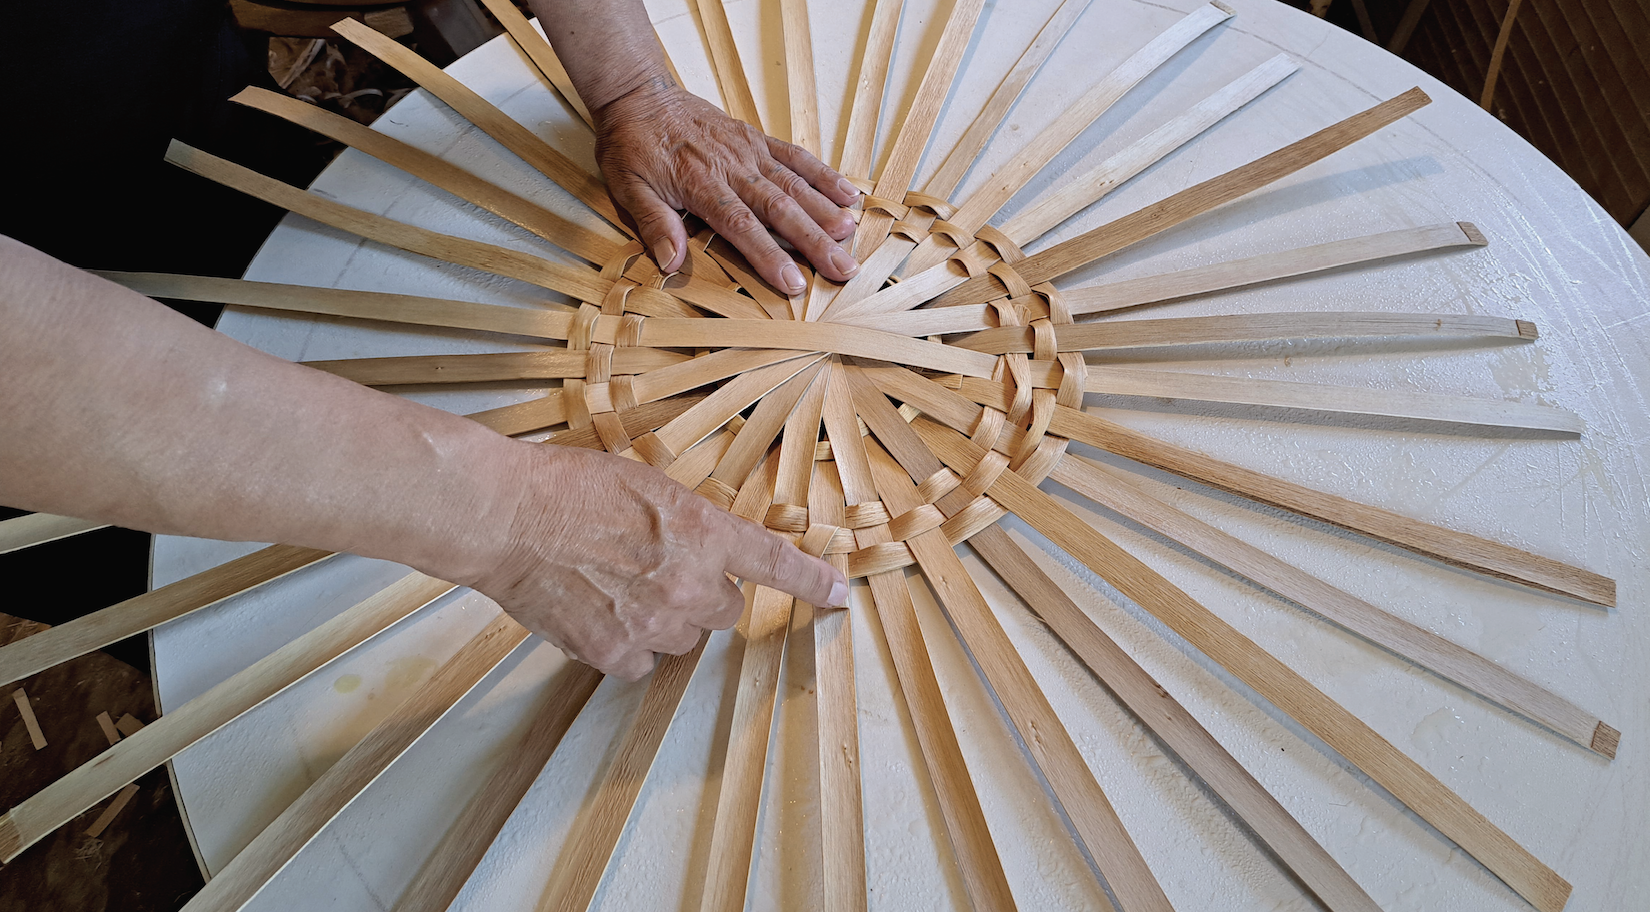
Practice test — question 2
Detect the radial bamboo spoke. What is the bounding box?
[837,0,905,178]
[179,614,531,912]
[330,18,623,230]
[391,661,603,912]
[690,0,763,128]
[475,0,594,127]
[303,348,688,386]
[0,574,455,863]
[0,512,108,556]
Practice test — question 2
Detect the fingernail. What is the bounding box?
[781,262,806,295]
[829,247,859,278]
[828,578,850,608]
[653,238,678,271]
[837,178,862,200]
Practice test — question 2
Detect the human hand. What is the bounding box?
[593,76,863,296]
[465,441,849,680]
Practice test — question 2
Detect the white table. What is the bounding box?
[152,1,1650,909]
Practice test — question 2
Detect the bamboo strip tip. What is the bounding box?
[0,812,19,864]
[1516,320,1540,340]
[1591,722,1621,759]
[1458,221,1489,246]
[1210,0,1237,15]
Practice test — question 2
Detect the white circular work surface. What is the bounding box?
[152,1,1650,909]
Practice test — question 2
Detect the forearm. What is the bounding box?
[528,0,672,111]
[0,235,521,585]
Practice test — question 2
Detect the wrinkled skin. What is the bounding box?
[464,443,845,680]
[594,77,862,295]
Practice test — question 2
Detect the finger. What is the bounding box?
[759,155,855,242]
[720,516,848,608]
[691,179,808,295]
[607,173,688,272]
[767,135,862,208]
[610,649,658,682]
[737,176,858,284]
[648,623,705,657]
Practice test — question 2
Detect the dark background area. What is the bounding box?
[2,1,1645,910]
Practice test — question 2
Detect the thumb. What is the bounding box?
[609,174,688,273]
[721,514,849,608]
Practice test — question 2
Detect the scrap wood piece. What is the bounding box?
[931,88,1434,310]
[863,441,1173,912]
[84,783,140,839]
[391,662,604,912]
[1049,453,1616,756]
[0,574,454,864]
[230,87,621,264]
[966,524,1383,912]
[864,361,1614,607]
[178,614,530,912]
[329,17,624,231]
[842,221,1488,336]
[953,311,1539,355]
[914,420,1572,912]
[12,688,45,750]
[475,0,594,127]
[689,0,763,129]
[0,544,333,690]
[164,142,615,307]
[836,0,905,177]
[806,458,868,912]
[0,513,109,556]
[96,712,121,746]
[114,714,145,738]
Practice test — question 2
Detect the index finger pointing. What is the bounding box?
[720,513,848,608]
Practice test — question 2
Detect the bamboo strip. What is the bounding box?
[922,0,1094,199]
[864,444,1173,912]
[663,426,739,489]
[706,364,824,493]
[230,87,622,265]
[539,458,778,912]
[966,525,1383,912]
[303,349,687,386]
[781,0,820,154]
[0,513,108,556]
[855,0,988,257]
[633,318,1000,377]
[953,311,1537,355]
[97,712,122,746]
[837,0,904,178]
[391,662,604,912]
[1049,454,1616,755]
[697,583,798,912]
[632,349,812,406]
[863,361,1614,606]
[852,505,1018,911]
[165,142,613,305]
[94,273,578,343]
[690,0,763,128]
[806,458,868,912]
[1074,366,1583,434]
[178,614,530,912]
[0,544,333,689]
[330,18,623,230]
[1045,405,1615,606]
[0,574,455,863]
[841,222,1488,336]
[651,357,825,458]
[476,0,594,127]
[993,53,1299,251]
[932,88,1434,309]
[703,240,796,319]
[897,2,1234,278]
[924,430,1572,912]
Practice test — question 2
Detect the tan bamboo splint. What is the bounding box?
[9,3,1621,912]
